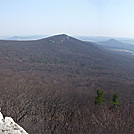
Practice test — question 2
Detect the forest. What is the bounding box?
[0,34,134,133]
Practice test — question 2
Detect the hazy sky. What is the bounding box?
[0,0,134,38]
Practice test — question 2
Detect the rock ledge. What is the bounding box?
[0,112,28,134]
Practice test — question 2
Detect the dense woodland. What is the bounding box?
[0,34,134,133]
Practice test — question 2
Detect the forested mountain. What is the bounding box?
[98,39,134,51]
[0,34,134,133]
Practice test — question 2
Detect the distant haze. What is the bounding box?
[0,0,134,38]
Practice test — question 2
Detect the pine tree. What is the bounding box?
[94,89,105,105]
[111,92,120,108]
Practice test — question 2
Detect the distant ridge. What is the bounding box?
[7,35,46,41]
[97,39,134,51]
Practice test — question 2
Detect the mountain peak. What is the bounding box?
[50,34,69,39]
[58,34,68,37]
[38,34,71,43]
[109,39,118,42]
[37,34,88,45]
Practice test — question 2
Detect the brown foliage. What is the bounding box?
[0,36,134,133]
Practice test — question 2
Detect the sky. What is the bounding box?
[0,0,134,38]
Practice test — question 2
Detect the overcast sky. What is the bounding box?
[0,0,134,38]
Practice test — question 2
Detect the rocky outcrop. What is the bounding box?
[0,112,28,134]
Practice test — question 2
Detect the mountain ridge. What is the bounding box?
[97,38,134,51]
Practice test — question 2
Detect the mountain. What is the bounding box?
[0,34,134,133]
[76,36,134,44]
[0,34,130,70]
[7,35,46,40]
[0,34,107,69]
[75,36,113,42]
[98,39,134,51]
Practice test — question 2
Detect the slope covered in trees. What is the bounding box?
[0,34,134,133]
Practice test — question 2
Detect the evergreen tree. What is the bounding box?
[94,89,105,105]
[111,92,120,108]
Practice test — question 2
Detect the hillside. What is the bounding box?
[0,34,134,133]
[98,39,134,51]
